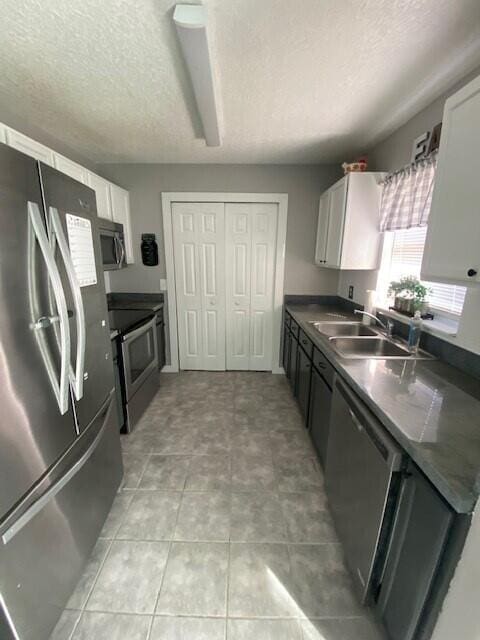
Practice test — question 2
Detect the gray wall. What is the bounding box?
[336,67,480,356]
[99,163,341,295]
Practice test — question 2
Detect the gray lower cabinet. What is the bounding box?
[296,346,312,424]
[111,337,125,431]
[155,309,166,372]
[308,365,333,467]
[283,320,291,377]
[289,333,299,395]
[376,462,455,640]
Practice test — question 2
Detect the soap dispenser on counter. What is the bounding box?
[408,311,423,353]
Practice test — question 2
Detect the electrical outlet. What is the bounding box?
[348,285,354,300]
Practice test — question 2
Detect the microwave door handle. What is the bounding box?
[28,202,70,415]
[117,234,125,266]
[49,207,86,401]
[113,233,120,265]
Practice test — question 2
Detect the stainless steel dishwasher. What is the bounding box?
[325,377,403,603]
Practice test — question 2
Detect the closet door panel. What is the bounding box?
[249,203,277,370]
[173,205,203,369]
[226,203,251,370]
[172,202,225,370]
[197,205,226,370]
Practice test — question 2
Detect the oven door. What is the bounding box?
[121,317,158,401]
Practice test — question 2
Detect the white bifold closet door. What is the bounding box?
[226,203,277,370]
[172,202,226,370]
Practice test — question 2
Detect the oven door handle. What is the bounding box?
[122,316,156,343]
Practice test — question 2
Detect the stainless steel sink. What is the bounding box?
[329,337,413,359]
[310,321,379,338]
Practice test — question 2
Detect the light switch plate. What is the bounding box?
[160,279,167,290]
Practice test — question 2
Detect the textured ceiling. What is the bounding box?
[1,0,480,164]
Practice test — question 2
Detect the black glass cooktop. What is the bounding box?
[108,309,155,334]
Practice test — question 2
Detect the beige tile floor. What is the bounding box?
[50,371,385,640]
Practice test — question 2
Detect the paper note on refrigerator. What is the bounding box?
[65,214,98,287]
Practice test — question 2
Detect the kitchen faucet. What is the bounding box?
[354,310,395,338]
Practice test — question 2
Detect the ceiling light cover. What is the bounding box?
[173,4,222,147]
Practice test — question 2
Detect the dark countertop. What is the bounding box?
[107,292,164,312]
[286,303,480,514]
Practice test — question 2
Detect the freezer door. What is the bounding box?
[0,144,77,520]
[0,392,122,640]
[39,164,114,431]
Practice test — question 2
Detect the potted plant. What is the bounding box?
[388,276,430,316]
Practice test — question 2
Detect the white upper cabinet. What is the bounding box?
[314,192,330,264]
[325,179,347,267]
[1,121,135,267]
[53,153,87,184]
[315,172,383,270]
[110,184,134,263]
[87,172,113,220]
[421,74,480,286]
[5,127,54,165]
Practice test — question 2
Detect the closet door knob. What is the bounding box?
[467,268,478,277]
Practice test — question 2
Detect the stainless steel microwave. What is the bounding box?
[98,217,127,270]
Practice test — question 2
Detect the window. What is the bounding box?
[379,226,466,316]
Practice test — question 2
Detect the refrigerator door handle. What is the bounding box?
[49,206,86,401]
[28,202,70,415]
[0,393,113,545]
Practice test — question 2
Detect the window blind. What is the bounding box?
[389,227,466,315]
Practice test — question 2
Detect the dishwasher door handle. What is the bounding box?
[335,377,402,471]
[349,408,363,432]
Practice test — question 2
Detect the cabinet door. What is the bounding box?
[110,184,134,263]
[5,128,54,165]
[377,464,454,640]
[325,178,347,267]
[314,192,330,264]
[289,335,299,395]
[282,323,291,376]
[296,347,312,425]
[87,173,113,220]
[157,321,166,371]
[421,74,480,285]
[53,154,87,184]
[308,367,332,467]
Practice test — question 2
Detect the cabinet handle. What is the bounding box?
[467,268,478,277]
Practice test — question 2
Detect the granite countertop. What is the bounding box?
[286,303,480,514]
[107,292,164,312]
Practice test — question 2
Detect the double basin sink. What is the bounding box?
[310,321,429,359]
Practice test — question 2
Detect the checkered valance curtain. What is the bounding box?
[379,152,437,232]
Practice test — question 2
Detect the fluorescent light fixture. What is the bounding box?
[173,4,222,147]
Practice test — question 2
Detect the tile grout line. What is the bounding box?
[68,536,115,637]
[146,464,186,640]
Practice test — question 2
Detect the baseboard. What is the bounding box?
[161,365,178,373]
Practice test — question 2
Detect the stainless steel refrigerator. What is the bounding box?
[0,143,123,640]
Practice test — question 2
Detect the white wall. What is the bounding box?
[337,66,480,356]
[98,163,342,296]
